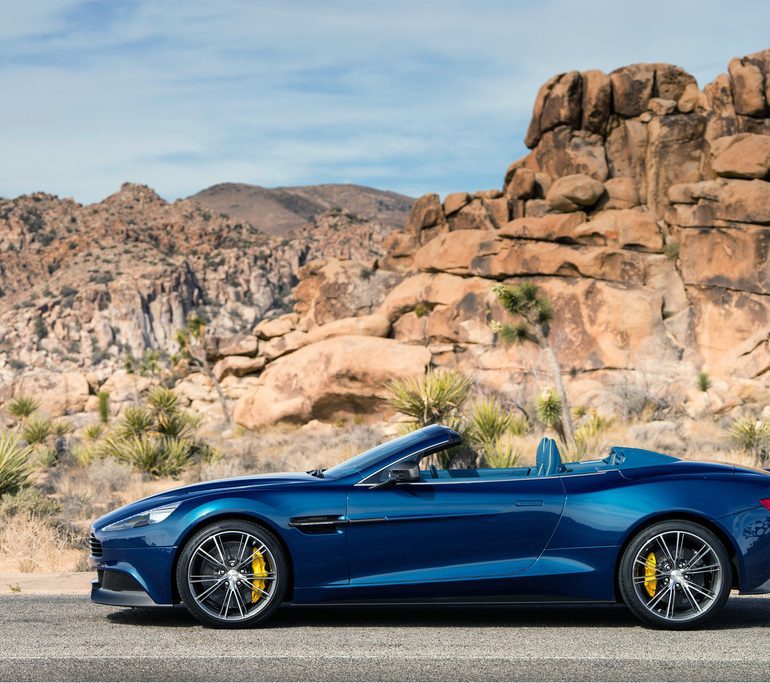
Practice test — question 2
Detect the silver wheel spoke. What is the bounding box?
[646,583,672,611]
[195,547,223,568]
[684,580,716,600]
[656,534,675,565]
[674,532,683,563]
[665,585,675,619]
[212,536,228,565]
[240,576,270,598]
[685,544,710,569]
[197,577,227,602]
[219,587,232,617]
[684,564,720,575]
[231,586,246,617]
[681,582,702,613]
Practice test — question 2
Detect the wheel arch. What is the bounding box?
[613,511,741,601]
[170,511,295,604]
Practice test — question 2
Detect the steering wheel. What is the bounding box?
[429,464,439,479]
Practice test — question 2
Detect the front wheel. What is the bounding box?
[176,519,288,628]
[619,520,732,629]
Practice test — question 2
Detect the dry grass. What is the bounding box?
[0,511,73,573]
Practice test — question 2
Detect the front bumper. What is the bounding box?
[89,539,176,606]
[91,570,164,607]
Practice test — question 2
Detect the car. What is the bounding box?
[89,424,770,629]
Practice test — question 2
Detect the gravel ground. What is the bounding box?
[0,594,769,681]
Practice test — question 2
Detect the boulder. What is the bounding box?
[213,355,267,382]
[525,71,583,148]
[233,336,432,429]
[207,334,258,359]
[99,371,152,404]
[253,314,298,340]
[405,193,446,235]
[12,370,90,417]
[610,64,655,117]
[532,128,609,181]
[653,64,697,102]
[546,174,605,212]
[711,133,770,178]
[581,69,611,134]
[677,83,708,114]
[504,168,537,200]
[443,192,470,216]
[579,209,663,252]
[728,57,766,117]
[498,212,587,242]
[602,177,640,209]
[305,313,391,344]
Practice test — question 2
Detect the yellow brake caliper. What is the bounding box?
[251,548,267,604]
[644,551,657,597]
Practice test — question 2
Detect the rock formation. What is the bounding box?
[4,48,770,428]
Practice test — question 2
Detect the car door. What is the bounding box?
[345,471,566,590]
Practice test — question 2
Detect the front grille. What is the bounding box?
[89,534,103,557]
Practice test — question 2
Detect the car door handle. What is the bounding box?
[515,499,544,506]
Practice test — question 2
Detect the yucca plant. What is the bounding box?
[97,390,110,424]
[729,417,770,464]
[535,388,563,435]
[573,411,615,460]
[492,281,575,447]
[106,435,192,478]
[83,423,104,441]
[0,432,32,496]
[117,406,155,440]
[387,369,472,426]
[482,438,522,469]
[52,419,73,438]
[469,397,512,450]
[696,371,711,393]
[22,416,52,446]
[145,385,179,417]
[509,414,531,436]
[7,396,39,421]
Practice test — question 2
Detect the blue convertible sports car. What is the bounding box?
[89,424,770,629]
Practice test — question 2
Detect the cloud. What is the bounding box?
[0,0,769,203]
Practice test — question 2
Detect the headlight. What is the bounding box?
[102,501,181,532]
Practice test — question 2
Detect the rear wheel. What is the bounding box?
[176,519,288,628]
[619,520,732,629]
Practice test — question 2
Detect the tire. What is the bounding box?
[176,519,288,628]
[619,520,732,630]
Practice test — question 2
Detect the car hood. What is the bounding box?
[93,471,318,530]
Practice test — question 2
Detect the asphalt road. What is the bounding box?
[1,594,769,681]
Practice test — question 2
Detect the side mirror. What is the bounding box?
[389,463,420,484]
[371,463,420,489]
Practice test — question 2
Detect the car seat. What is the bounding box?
[533,437,564,476]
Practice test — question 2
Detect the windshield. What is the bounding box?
[323,430,428,479]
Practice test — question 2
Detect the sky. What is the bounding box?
[1,1,770,204]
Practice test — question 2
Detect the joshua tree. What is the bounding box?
[491,282,575,448]
[176,314,231,425]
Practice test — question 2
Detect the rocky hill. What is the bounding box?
[188,183,413,236]
[4,48,770,430]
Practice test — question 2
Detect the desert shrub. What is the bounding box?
[387,369,472,427]
[97,390,110,424]
[387,369,473,467]
[697,371,711,393]
[729,417,770,464]
[0,511,70,572]
[0,486,60,518]
[83,423,104,441]
[97,387,215,477]
[52,419,73,437]
[0,433,32,496]
[573,412,615,460]
[664,240,680,260]
[535,388,562,432]
[22,416,52,445]
[509,414,531,436]
[469,397,512,448]
[414,302,430,318]
[7,395,39,420]
[482,437,522,469]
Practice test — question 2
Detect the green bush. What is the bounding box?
[0,433,32,496]
[696,371,711,393]
[0,486,60,517]
[97,391,110,424]
[469,397,512,449]
[7,396,39,420]
[22,416,52,445]
[96,387,215,477]
[729,417,770,464]
[573,412,615,460]
[387,369,472,427]
[482,438,521,469]
[535,388,562,431]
